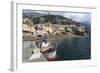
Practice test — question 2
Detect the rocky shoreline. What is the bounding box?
[23,34,90,41]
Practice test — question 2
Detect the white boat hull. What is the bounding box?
[44,50,56,58]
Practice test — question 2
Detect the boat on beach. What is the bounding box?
[28,38,57,61]
[38,38,57,61]
[42,47,57,61]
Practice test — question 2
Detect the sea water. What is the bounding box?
[56,37,91,61]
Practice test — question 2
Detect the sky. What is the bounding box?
[23,10,91,24]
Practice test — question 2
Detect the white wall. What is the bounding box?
[0,0,100,73]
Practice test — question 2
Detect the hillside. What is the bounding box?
[23,14,91,36]
[33,15,74,25]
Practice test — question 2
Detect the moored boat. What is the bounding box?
[42,47,57,61]
[40,38,57,61]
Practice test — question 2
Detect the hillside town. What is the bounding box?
[23,15,88,41]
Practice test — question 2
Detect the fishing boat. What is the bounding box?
[42,47,57,61]
[40,38,57,61]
